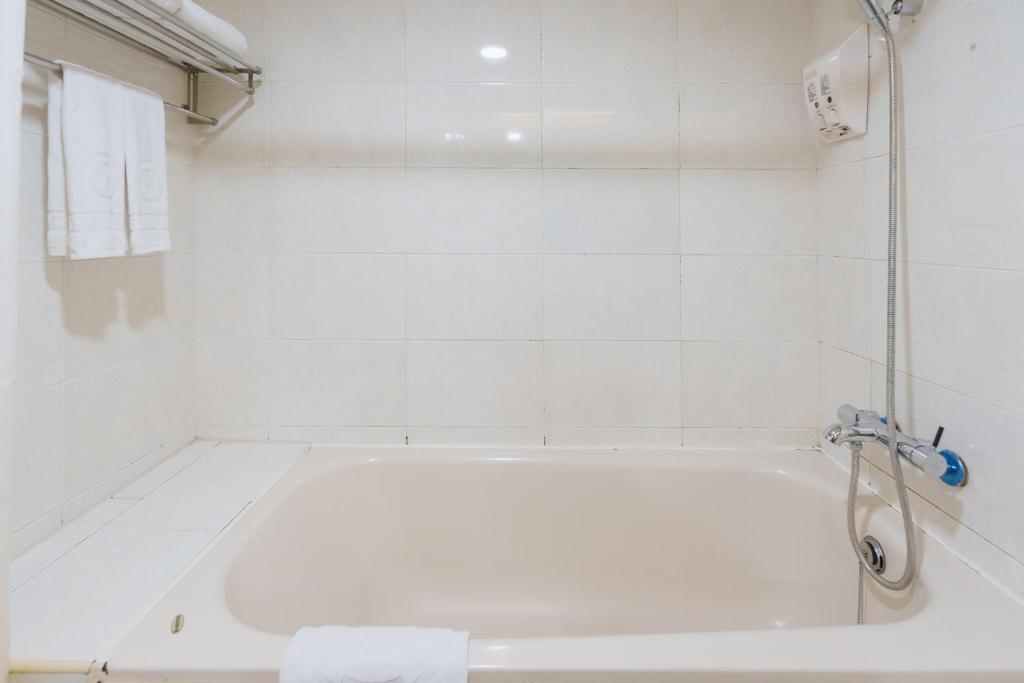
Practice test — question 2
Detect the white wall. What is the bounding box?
[3,0,29,677]
[12,6,199,553]
[813,0,1024,602]
[194,0,818,448]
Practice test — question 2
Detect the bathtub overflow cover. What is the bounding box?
[860,535,886,573]
[171,614,185,634]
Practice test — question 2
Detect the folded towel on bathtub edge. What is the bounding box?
[280,626,469,683]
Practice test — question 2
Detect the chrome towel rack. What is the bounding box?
[25,0,262,126]
[24,52,218,125]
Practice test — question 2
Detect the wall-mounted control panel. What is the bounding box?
[803,24,869,142]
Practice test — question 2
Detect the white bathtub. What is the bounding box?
[105,447,1024,682]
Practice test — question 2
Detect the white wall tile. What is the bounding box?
[195,82,269,168]
[195,168,269,254]
[270,425,406,445]
[545,341,682,427]
[680,170,814,256]
[406,255,542,339]
[544,255,681,340]
[196,254,269,340]
[546,428,682,447]
[24,5,65,60]
[64,255,195,379]
[407,169,542,254]
[269,82,405,167]
[65,346,194,501]
[166,149,197,256]
[21,63,49,137]
[408,426,544,446]
[815,132,866,171]
[407,83,541,168]
[542,0,678,83]
[683,427,817,448]
[269,168,405,254]
[810,0,863,56]
[678,0,811,84]
[898,0,1024,150]
[15,262,63,396]
[543,84,680,168]
[405,0,542,82]
[867,363,1024,566]
[816,161,867,258]
[818,342,871,464]
[680,84,814,169]
[886,128,1024,270]
[543,170,680,254]
[196,425,269,441]
[196,340,268,428]
[407,341,543,426]
[269,341,405,426]
[267,0,404,82]
[269,254,405,340]
[114,440,218,500]
[683,342,817,427]
[818,256,870,357]
[17,132,49,263]
[869,261,1024,417]
[681,256,816,341]
[12,386,64,532]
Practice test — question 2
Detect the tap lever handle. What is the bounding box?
[837,404,859,424]
[932,425,945,448]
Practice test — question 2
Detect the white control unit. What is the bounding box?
[803,24,869,142]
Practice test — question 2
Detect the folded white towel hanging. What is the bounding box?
[45,70,67,256]
[175,0,248,55]
[148,0,182,11]
[124,83,170,255]
[279,626,469,683]
[52,61,128,260]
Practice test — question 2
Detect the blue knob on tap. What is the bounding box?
[939,449,967,487]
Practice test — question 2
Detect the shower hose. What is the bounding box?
[846,24,917,619]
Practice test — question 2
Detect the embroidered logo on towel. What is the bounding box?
[86,153,115,198]
[137,160,165,202]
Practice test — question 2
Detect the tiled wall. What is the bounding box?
[813,0,1024,601]
[13,7,198,552]
[194,0,818,447]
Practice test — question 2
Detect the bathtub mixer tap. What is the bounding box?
[824,404,967,487]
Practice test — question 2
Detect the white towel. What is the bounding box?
[45,70,67,256]
[53,62,128,260]
[280,627,469,683]
[124,84,170,255]
[149,0,182,11]
[175,0,248,55]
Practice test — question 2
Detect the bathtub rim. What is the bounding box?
[100,444,1024,682]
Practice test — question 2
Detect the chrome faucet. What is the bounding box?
[823,404,967,487]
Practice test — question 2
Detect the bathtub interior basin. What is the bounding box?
[104,446,1024,682]
[225,453,912,637]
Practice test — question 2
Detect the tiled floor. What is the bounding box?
[9,440,309,661]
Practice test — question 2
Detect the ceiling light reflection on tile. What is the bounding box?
[480,46,508,60]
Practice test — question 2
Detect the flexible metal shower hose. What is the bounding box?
[846,24,917,608]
